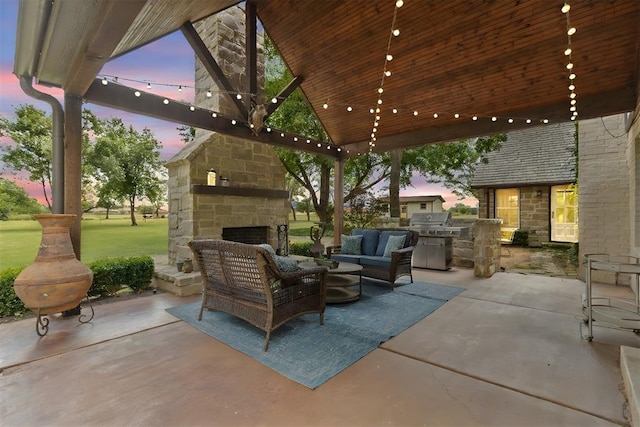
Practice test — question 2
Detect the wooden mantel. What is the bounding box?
[192,184,289,199]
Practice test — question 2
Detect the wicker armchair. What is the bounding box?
[189,239,327,351]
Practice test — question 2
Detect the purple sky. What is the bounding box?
[0,1,476,209]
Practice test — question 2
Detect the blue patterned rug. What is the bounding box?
[166,279,463,389]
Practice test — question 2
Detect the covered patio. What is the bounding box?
[6,1,640,425]
[2,267,639,426]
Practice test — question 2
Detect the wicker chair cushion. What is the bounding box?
[257,244,300,272]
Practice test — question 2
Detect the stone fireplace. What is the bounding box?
[164,6,289,268]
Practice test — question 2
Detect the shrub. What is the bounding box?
[289,241,313,257]
[512,230,529,247]
[87,255,154,297]
[0,268,28,318]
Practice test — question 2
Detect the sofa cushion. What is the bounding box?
[330,254,361,264]
[352,229,380,256]
[359,256,392,268]
[383,234,406,257]
[375,231,414,256]
[341,234,363,255]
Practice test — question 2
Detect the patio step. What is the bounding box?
[151,256,202,297]
[621,346,640,427]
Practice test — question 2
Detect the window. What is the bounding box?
[495,188,519,229]
[420,203,427,210]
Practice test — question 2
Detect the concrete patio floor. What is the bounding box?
[2,267,639,426]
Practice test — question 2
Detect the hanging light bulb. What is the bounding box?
[146,82,152,89]
[433,113,438,118]
[212,112,217,118]
[323,103,329,109]
[347,106,353,112]
[491,116,497,122]
[564,48,572,56]
[101,77,108,85]
[231,119,237,125]
[386,54,393,61]
[271,97,278,103]
[396,0,404,7]
[472,115,478,121]
[378,87,384,94]
[454,113,460,119]
[392,108,398,113]
[413,111,419,116]
[561,3,570,13]
[392,29,400,36]
[134,91,141,97]
[206,90,212,97]
[163,99,169,105]
[178,85,183,92]
[236,94,242,100]
[567,27,576,36]
[526,119,532,124]
[385,70,392,77]
[190,106,195,111]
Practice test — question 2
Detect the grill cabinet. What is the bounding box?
[409,212,468,271]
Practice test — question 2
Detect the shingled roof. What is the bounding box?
[471,122,576,188]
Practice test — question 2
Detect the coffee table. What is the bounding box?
[300,261,363,303]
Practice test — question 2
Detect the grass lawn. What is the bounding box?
[0,215,168,270]
[0,213,327,270]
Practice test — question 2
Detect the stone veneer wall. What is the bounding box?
[166,6,288,266]
[476,186,551,246]
[578,114,631,283]
[473,219,501,277]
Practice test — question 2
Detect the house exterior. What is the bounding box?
[399,195,445,218]
[471,122,577,245]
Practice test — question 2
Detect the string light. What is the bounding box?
[368,0,403,151]
[562,2,578,121]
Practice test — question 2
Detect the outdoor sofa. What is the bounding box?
[189,239,327,351]
[326,228,418,290]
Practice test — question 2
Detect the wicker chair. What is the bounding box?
[189,239,327,351]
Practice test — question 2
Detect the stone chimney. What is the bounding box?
[165,6,289,266]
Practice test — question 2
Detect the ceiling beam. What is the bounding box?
[342,87,636,156]
[265,75,304,117]
[180,21,249,119]
[246,2,258,107]
[83,79,341,158]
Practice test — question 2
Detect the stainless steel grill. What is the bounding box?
[409,212,469,270]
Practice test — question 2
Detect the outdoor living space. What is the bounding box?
[2,265,639,426]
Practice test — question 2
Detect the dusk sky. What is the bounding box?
[0,1,476,209]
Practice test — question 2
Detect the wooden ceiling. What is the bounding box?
[14,0,640,157]
[257,0,639,154]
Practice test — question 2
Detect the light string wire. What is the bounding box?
[562,2,578,121]
[368,0,402,152]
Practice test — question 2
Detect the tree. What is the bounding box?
[0,105,54,210]
[405,135,506,198]
[265,36,503,225]
[0,178,45,219]
[177,125,195,144]
[88,119,164,226]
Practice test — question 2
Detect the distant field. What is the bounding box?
[0,214,168,270]
[0,213,324,270]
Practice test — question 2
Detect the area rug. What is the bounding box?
[166,280,464,389]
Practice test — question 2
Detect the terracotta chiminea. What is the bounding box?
[13,214,94,336]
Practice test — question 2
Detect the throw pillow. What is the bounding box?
[383,234,406,257]
[274,255,300,272]
[341,235,363,255]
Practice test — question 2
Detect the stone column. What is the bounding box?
[473,219,502,278]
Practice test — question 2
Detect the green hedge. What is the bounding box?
[289,241,314,257]
[87,255,154,297]
[0,255,155,318]
[0,268,27,317]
